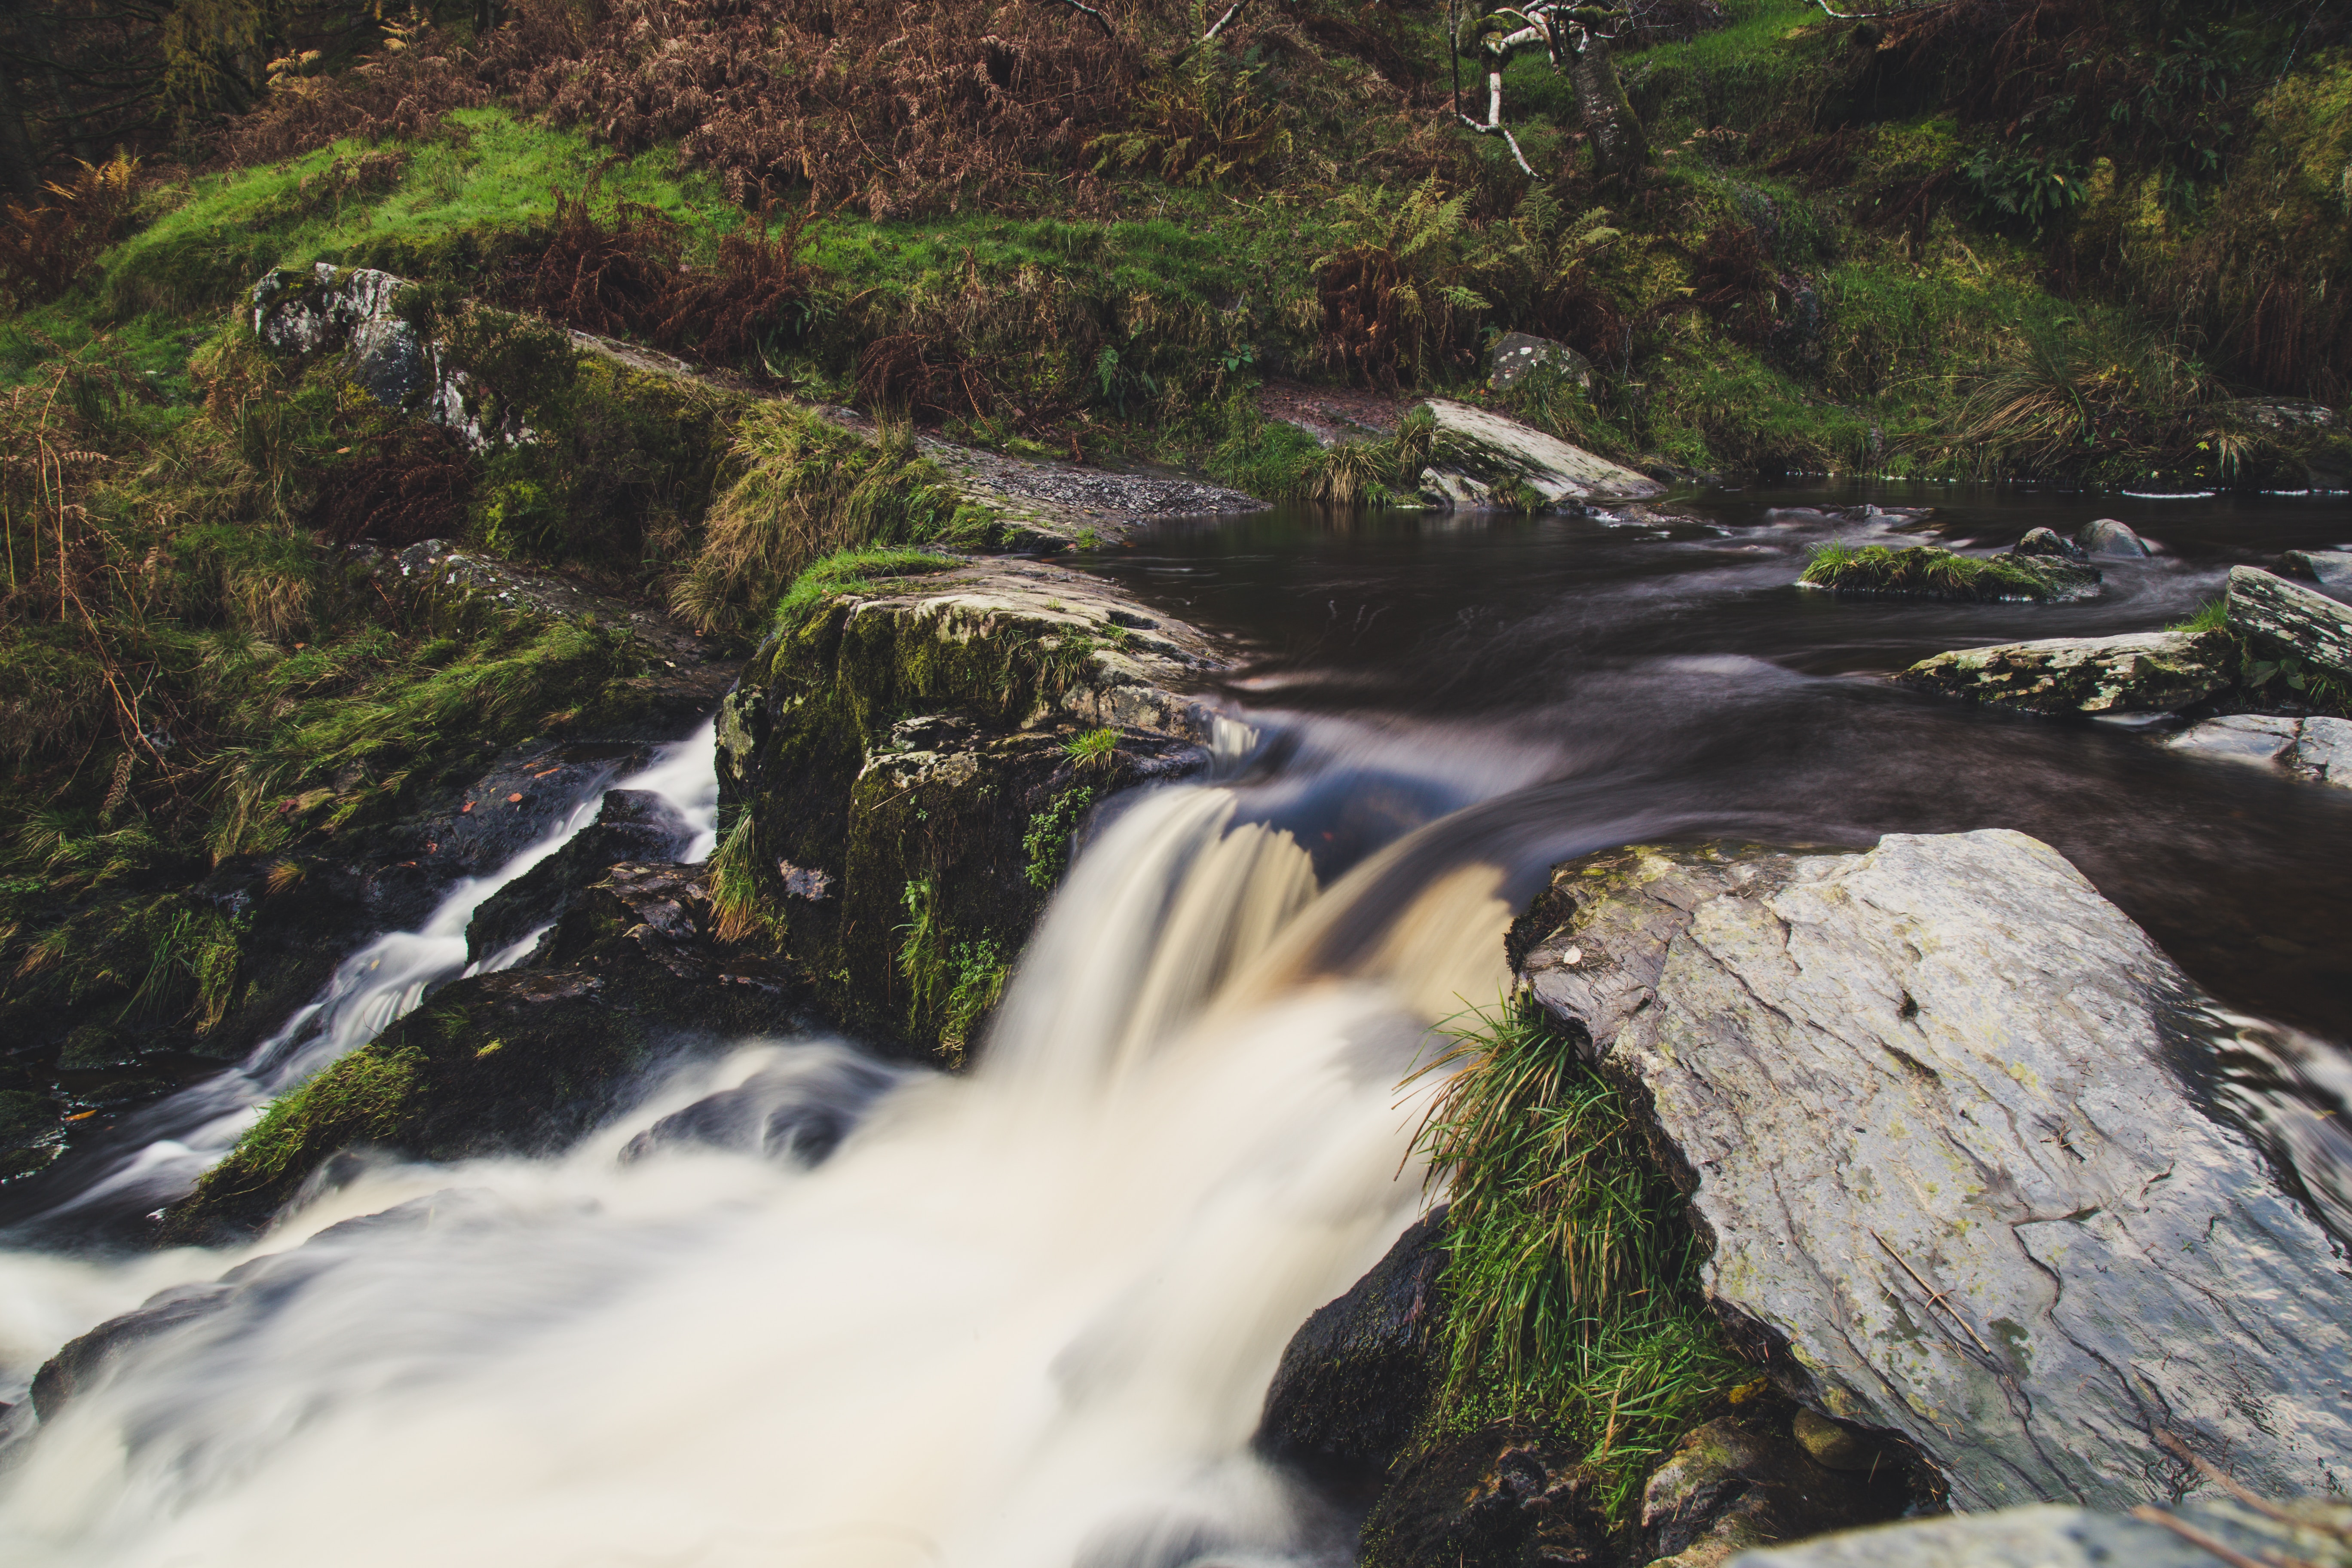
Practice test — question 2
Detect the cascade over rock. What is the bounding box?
[715,555,1228,1060]
[1513,832,2352,1513]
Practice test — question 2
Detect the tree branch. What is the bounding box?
[1040,0,1116,38]
[1204,0,1250,40]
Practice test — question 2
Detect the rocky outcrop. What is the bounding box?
[1516,833,2352,1513]
[2165,713,2352,786]
[2228,564,2352,681]
[159,861,805,1242]
[1896,629,2232,714]
[716,555,1226,1060]
[1727,1499,2352,1568]
[1416,399,1664,508]
[252,264,518,450]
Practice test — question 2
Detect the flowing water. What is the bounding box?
[0,723,723,1249]
[0,483,2347,1566]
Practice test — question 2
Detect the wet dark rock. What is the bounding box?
[1489,332,1594,393]
[158,861,809,1243]
[2279,549,2352,587]
[2164,714,2352,787]
[2074,518,2149,557]
[465,788,695,965]
[1256,1209,1449,1483]
[1640,1414,1907,1567]
[2226,564,2352,681]
[2009,527,2080,560]
[620,1048,900,1166]
[1359,1421,1611,1568]
[1515,833,2352,1512]
[1896,629,2232,714]
[0,1089,64,1182]
[28,1281,231,1421]
[1730,1499,2352,1568]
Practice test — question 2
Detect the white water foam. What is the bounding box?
[0,779,1513,1568]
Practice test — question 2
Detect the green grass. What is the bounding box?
[2170,596,2230,634]
[1802,542,2096,602]
[766,545,968,636]
[1413,996,1748,1525]
[1063,728,1120,769]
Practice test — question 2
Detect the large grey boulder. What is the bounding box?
[2227,564,2352,680]
[1727,1500,2352,1568]
[1896,629,2232,714]
[1516,832,2352,1514]
[250,264,522,451]
[1418,399,1663,506]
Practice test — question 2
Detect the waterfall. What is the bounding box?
[0,772,1513,1568]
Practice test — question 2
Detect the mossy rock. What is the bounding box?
[1803,545,2101,603]
[716,557,1219,1062]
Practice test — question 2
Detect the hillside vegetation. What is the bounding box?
[1,0,2347,1050]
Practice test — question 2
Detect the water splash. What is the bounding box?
[0,774,1512,1568]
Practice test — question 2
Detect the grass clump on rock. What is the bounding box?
[1413,996,1748,1524]
[1802,542,2099,603]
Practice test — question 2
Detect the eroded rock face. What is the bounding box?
[1417,399,1665,506]
[465,788,696,964]
[1896,629,2232,714]
[2227,564,2352,680]
[717,557,1225,1060]
[251,265,519,451]
[1516,833,2352,1513]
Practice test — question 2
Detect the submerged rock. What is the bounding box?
[1516,833,2352,1512]
[2009,527,2080,560]
[2166,713,2352,786]
[1896,628,2231,714]
[2280,548,2352,587]
[2074,518,2149,557]
[2226,564,2352,681]
[1416,399,1664,507]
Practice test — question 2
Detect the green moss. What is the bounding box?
[200,1043,424,1200]
[1802,542,2098,603]
[1414,997,1748,1525]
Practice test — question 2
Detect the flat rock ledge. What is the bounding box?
[1419,399,1666,506]
[1896,629,2232,714]
[1517,831,2352,1514]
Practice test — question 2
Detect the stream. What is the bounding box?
[0,482,2346,1566]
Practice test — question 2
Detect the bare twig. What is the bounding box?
[1042,0,1116,37]
[1869,1229,1995,1357]
[1203,0,1248,40]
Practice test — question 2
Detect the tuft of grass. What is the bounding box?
[1022,783,1099,891]
[1412,996,1749,1525]
[1063,728,1120,770]
[194,1043,422,1197]
[674,406,996,642]
[1801,542,2096,603]
[2170,596,2230,635]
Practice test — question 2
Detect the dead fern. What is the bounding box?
[0,155,140,306]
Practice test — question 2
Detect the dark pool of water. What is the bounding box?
[1075,481,2352,1043]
